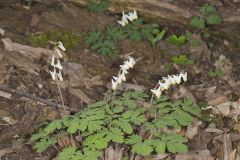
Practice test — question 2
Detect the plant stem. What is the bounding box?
[110,90,116,109]
[56,78,66,111]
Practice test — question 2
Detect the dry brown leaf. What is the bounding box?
[214,55,233,76]
[189,33,211,61]
[207,101,231,117]
[104,146,124,160]
[208,95,228,106]
[0,90,11,99]
[69,88,93,104]
[229,149,238,160]
[175,150,214,160]
[186,119,202,139]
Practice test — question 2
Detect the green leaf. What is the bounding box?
[84,31,103,45]
[87,0,110,13]
[84,133,109,150]
[115,118,133,134]
[34,138,57,153]
[168,35,186,46]
[58,147,83,160]
[44,119,63,134]
[153,140,166,154]
[190,16,206,29]
[82,148,102,160]
[208,69,224,78]
[206,14,222,25]
[125,135,142,144]
[106,26,126,42]
[106,127,125,143]
[131,140,154,156]
[171,54,194,65]
[167,142,188,153]
[123,99,137,108]
[67,118,82,134]
[199,4,218,16]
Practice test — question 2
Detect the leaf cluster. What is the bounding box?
[208,69,224,78]
[167,34,186,46]
[87,0,110,13]
[190,4,222,29]
[171,54,194,66]
[142,23,166,47]
[84,26,126,57]
[31,91,201,159]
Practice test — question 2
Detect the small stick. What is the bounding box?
[0,85,78,112]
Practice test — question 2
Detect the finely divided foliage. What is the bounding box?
[32,87,201,158]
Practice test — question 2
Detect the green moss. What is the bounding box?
[27,30,80,50]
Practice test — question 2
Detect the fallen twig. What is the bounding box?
[0,85,78,112]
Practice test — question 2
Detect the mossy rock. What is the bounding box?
[27,30,80,50]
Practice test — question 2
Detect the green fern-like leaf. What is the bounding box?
[44,119,63,135]
[84,132,109,150]
[106,26,126,42]
[106,127,125,143]
[84,31,103,45]
[153,140,166,154]
[58,147,83,160]
[34,137,57,153]
[206,14,222,25]
[87,0,110,13]
[125,135,142,145]
[199,4,218,16]
[190,16,206,29]
[131,140,154,156]
[167,35,186,46]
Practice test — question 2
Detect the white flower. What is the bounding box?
[117,12,129,26]
[118,73,126,81]
[111,56,136,90]
[151,72,188,98]
[173,75,181,84]
[151,87,162,98]
[168,75,177,85]
[50,68,56,81]
[159,82,170,91]
[112,79,118,90]
[57,71,63,81]
[127,10,138,21]
[58,41,66,51]
[51,55,55,66]
[180,72,187,82]
[52,60,63,70]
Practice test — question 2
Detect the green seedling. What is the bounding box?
[208,69,224,78]
[167,35,186,46]
[124,18,144,41]
[142,23,166,48]
[84,27,123,57]
[190,4,222,29]
[171,54,194,65]
[87,0,110,13]
[190,16,206,29]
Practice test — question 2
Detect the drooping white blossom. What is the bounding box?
[58,41,66,51]
[118,11,138,27]
[151,72,188,98]
[127,10,138,21]
[49,42,66,81]
[111,56,136,90]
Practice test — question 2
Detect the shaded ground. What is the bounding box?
[0,0,240,159]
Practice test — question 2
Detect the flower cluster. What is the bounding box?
[49,41,66,81]
[151,72,187,98]
[112,56,136,90]
[117,10,138,26]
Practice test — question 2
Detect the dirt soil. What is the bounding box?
[0,0,240,160]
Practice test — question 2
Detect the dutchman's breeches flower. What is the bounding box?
[117,10,138,27]
[111,56,136,90]
[49,41,66,82]
[151,72,188,98]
